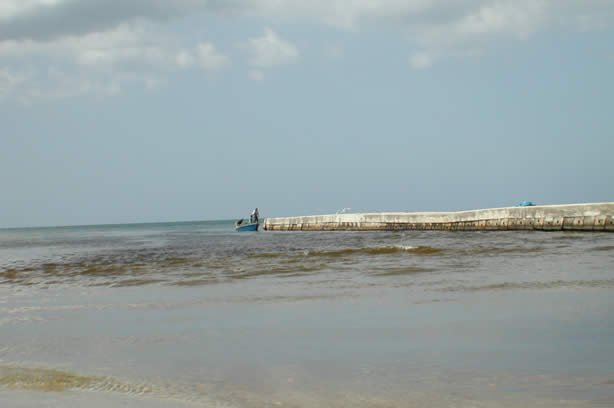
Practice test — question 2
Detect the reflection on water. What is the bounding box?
[0,222,613,407]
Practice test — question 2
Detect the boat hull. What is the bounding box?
[235,222,258,232]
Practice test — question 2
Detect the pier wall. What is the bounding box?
[263,203,614,232]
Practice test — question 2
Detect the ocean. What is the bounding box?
[1,221,613,407]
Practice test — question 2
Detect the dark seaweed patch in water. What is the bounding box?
[371,266,435,277]
[306,246,443,258]
[169,278,223,287]
[228,264,325,280]
[111,278,167,287]
[160,257,192,267]
[408,246,444,255]
[458,246,544,257]
[246,252,284,259]
[1,268,19,279]
[439,279,614,292]
[553,234,587,240]
[234,294,342,303]
[0,251,207,287]
[590,245,614,252]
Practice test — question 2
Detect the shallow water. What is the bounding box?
[1,221,613,407]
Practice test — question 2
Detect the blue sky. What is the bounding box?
[1,0,613,227]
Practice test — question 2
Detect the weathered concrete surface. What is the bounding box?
[263,203,614,232]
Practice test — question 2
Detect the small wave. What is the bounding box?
[246,252,283,259]
[229,294,343,303]
[0,315,46,326]
[590,245,614,252]
[439,279,614,292]
[0,256,202,288]
[228,264,325,280]
[110,278,167,288]
[553,234,586,240]
[168,278,223,287]
[457,246,544,256]
[371,266,435,277]
[404,246,444,255]
[305,246,442,258]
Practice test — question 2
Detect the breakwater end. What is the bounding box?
[263,203,614,232]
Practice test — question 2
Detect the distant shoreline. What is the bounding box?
[0,219,234,231]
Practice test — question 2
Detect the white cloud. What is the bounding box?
[194,43,228,70]
[2,1,613,43]
[0,66,128,104]
[174,44,228,70]
[459,2,543,36]
[0,0,65,20]
[409,52,433,69]
[0,0,612,96]
[414,1,547,48]
[0,22,208,70]
[0,21,228,101]
[44,67,122,98]
[401,0,549,68]
[323,44,343,59]
[0,68,29,99]
[244,0,443,30]
[245,27,299,68]
[244,0,613,69]
[175,49,195,68]
[248,69,265,81]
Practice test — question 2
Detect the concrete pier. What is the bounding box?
[263,203,614,232]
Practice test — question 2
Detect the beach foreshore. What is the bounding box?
[263,202,614,232]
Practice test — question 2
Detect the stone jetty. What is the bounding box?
[263,202,614,232]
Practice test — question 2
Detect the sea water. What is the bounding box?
[1,221,613,407]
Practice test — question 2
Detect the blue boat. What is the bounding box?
[235,219,259,232]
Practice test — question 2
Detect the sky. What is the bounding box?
[1,0,613,228]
